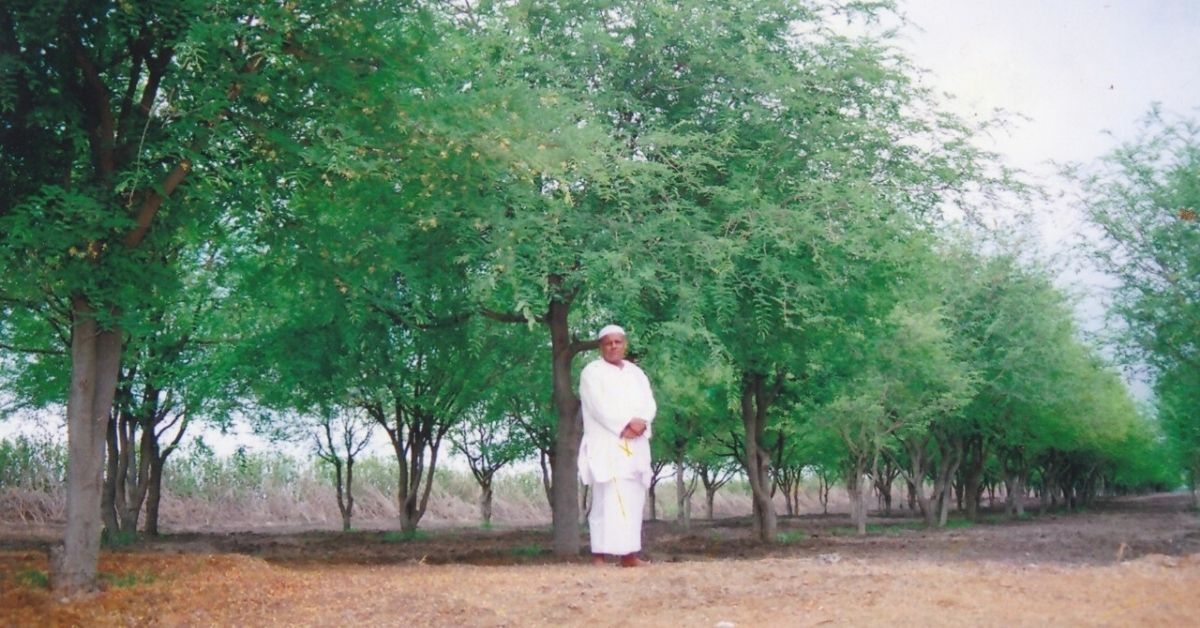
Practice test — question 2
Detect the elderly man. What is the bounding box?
[578,324,657,567]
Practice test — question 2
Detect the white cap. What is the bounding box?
[597,324,626,340]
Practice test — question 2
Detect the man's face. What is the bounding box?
[599,333,627,365]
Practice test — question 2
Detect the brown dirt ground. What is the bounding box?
[2,493,1198,626]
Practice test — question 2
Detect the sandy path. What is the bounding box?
[4,551,1198,626]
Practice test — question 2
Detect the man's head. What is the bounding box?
[597,324,627,366]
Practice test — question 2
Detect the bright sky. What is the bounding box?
[898,0,1200,165]
[894,1,1200,395]
[895,0,1200,251]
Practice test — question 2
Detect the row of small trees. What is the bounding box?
[0,0,1187,593]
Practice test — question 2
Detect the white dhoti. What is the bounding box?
[589,476,646,555]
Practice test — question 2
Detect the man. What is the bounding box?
[578,324,656,567]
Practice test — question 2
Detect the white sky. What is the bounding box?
[897,0,1200,167]
[895,0,1200,257]
[893,1,1200,398]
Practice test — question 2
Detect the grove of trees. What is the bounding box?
[0,0,1188,595]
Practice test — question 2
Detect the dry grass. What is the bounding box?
[0,456,786,533]
[3,550,1198,626]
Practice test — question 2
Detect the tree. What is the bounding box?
[1075,109,1200,504]
[450,398,534,527]
[640,325,731,528]
[0,0,440,591]
[421,0,720,555]
[878,305,976,528]
[313,409,375,532]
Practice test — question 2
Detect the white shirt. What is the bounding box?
[577,358,657,488]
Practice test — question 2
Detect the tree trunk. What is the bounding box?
[705,487,717,520]
[646,461,666,522]
[1004,472,1025,518]
[480,478,494,526]
[539,449,554,510]
[101,414,121,535]
[819,473,830,515]
[961,435,987,522]
[547,291,582,557]
[102,407,156,537]
[145,454,164,536]
[896,437,936,528]
[53,301,122,595]
[933,434,964,528]
[740,372,777,543]
[913,480,935,528]
[847,468,868,535]
[341,458,356,532]
[675,460,691,530]
[144,414,186,537]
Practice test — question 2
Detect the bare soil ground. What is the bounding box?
[2,492,1198,626]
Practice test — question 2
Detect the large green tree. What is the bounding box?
[0,0,431,592]
[1076,109,1200,504]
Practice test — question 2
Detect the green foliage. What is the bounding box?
[164,441,305,500]
[99,571,157,589]
[381,530,430,543]
[0,435,65,490]
[776,530,809,544]
[15,569,50,589]
[830,522,923,536]
[1075,108,1200,493]
[101,529,139,548]
[509,544,545,557]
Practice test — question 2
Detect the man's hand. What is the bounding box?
[620,418,648,439]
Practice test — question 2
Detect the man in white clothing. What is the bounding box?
[578,324,656,567]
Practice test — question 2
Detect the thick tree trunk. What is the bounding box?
[547,293,582,557]
[53,301,122,595]
[705,487,717,520]
[740,372,777,543]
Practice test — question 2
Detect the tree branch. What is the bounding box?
[482,308,545,324]
[0,342,65,356]
[124,159,192,248]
